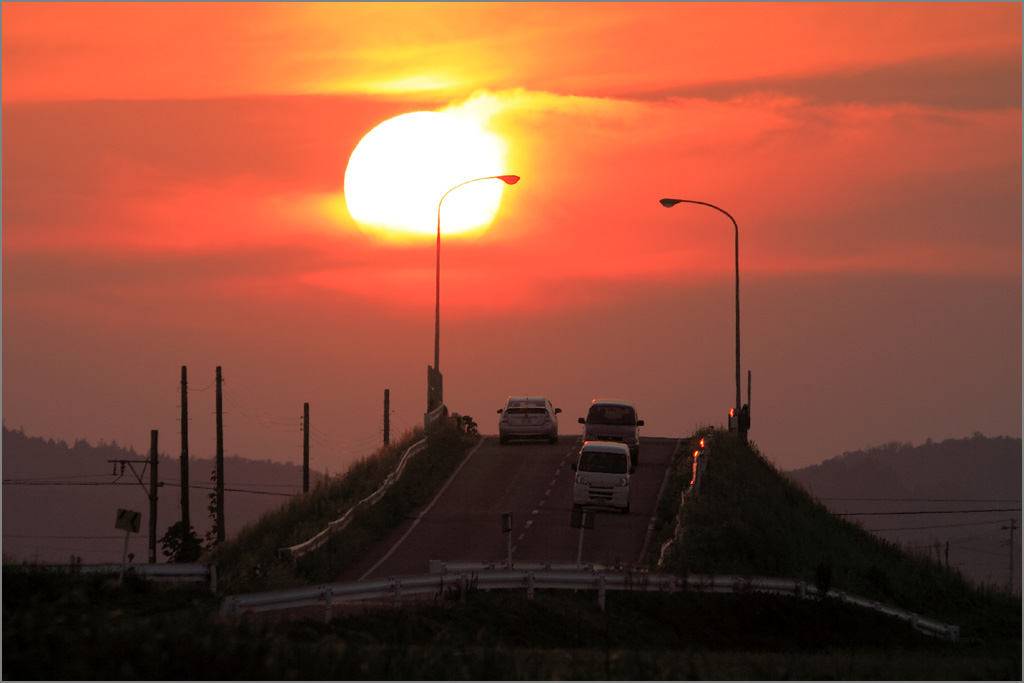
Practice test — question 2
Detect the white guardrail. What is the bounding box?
[279,438,429,560]
[31,562,217,592]
[219,563,959,641]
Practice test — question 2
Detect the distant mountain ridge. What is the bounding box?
[2,424,325,564]
[787,433,1021,501]
[787,433,1021,592]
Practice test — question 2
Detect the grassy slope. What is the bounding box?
[659,431,1020,640]
[203,420,472,591]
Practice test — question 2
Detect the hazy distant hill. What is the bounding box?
[2,425,324,564]
[787,434,1022,592]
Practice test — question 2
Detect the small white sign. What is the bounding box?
[115,508,141,533]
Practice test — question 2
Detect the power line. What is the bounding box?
[841,508,1021,516]
[2,480,295,497]
[4,534,127,540]
[823,497,1021,504]
[868,519,1016,532]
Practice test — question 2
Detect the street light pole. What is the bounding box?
[429,174,519,414]
[659,198,741,416]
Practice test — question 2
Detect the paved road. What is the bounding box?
[341,435,681,581]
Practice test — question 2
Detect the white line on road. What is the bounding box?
[358,437,487,580]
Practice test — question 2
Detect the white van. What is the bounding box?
[572,441,632,513]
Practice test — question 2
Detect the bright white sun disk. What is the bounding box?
[344,111,508,239]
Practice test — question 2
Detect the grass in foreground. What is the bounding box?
[3,570,1018,680]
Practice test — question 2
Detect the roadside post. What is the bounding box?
[571,508,595,566]
[502,511,513,568]
[115,508,141,584]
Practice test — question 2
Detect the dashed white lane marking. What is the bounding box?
[532,509,539,515]
[525,520,533,529]
[545,488,552,496]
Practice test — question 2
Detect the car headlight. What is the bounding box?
[576,474,588,485]
[617,477,628,487]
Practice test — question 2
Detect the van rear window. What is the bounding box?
[586,405,635,425]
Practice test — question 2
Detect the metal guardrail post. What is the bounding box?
[527,572,535,600]
[220,596,233,617]
[597,574,606,611]
[322,586,333,623]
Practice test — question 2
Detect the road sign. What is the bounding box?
[115,508,141,533]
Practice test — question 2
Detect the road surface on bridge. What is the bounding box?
[340,435,681,581]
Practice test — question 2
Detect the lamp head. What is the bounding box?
[660,198,684,208]
[498,175,520,185]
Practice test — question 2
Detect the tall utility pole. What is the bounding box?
[302,402,310,493]
[180,366,190,529]
[215,366,225,544]
[1003,519,1017,591]
[149,430,159,564]
[383,389,390,446]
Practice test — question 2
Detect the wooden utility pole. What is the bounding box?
[383,389,390,446]
[303,402,310,493]
[149,430,159,564]
[1003,519,1017,591]
[215,366,225,544]
[180,366,190,528]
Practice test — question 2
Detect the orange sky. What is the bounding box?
[3,3,1021,475]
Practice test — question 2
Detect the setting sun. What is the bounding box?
[343,111,511,240]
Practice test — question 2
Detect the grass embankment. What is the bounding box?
[205,419,474,591]
[4,424,1020,680]
[657,430,1020,642]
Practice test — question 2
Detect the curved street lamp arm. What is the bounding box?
[660,197,742,415]
[434,174,520,372]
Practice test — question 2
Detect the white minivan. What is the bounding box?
[572,441,633,513]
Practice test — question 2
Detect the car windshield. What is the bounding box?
[586,405,635,425]
[578,450,627,474]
